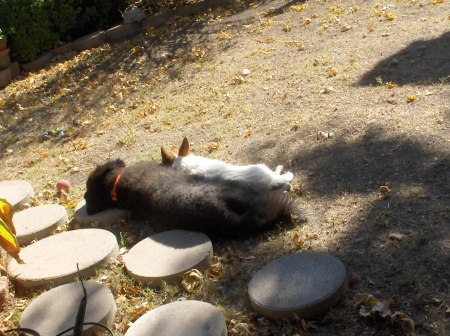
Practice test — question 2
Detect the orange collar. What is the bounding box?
[111,174,122,202]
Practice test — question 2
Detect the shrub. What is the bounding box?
[0,0,128,63]
[0,0,79,62]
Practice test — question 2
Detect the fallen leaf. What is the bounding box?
[73,105,82,113]
[244,128,253,137]
[407,94,417,103]
[389,233,404,241]
[386,81,397,89]
[291,231,305,249]
[208,142,220,152]
[328,67,337,77]
[303,18,312,26]
[379,185,391,198]
[330,6,345,14]
[385,12,396,20]
[290,4,307,11]
[283,23,292,32]
[219,31,232,40]
[391,311,415,333]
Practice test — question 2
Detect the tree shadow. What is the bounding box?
[0,0,276,158]
[243,127,449,334]
[358,31,450,86]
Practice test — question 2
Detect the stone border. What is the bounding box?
[16,0,232,76]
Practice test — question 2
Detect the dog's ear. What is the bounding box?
[161,147,176,165]
[179,137,190,157]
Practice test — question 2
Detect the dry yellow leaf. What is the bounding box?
[290,4,307,11]
[328,67,337,77]
[372,7,382,16]
[406,94,417,103]
[385,12,396,20]
[283,23,292,32]
[329,6,345,14]
[39,151,49,159]
[244,128,253,137]
[72,140,87,151]
[303,18,312,26]
[432,0,443,3]
[386,81,397,89]
[219,31,231,40]
[291,231,305,249]
[73,105,81,113]
[208,142,220,152]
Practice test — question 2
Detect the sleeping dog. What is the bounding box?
[161,137,293,190]
[84,159,303,239]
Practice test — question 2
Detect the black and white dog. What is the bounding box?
[84,159,303,239]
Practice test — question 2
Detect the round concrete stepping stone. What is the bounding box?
[14,204,68,246]
[125,300,227,336]
[8,229,119,288]
[248,252,348,319]
[124,230,213,287]
[0,180,34,209]
[20,280,116,335]
[74,199,130,226]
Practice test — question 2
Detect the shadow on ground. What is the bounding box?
[0,0,279,158]
[242,127,449,335]
[358,31,450,86]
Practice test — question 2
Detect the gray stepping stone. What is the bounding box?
[125,300,227,336]
[74,199,130,226]
[0,180,34,210]
[14,204,68,246]
[20,280,116,335]
[8,229,119,288]
[124,230,213,287]
[248,252,348,319]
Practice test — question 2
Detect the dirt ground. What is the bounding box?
[0,0,449,335]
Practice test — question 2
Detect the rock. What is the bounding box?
[20,281,116,335]
[8,228,119,288]
[122,5,146,23]
[14,204,68,246]
[124,230,213,287]
[74,199,130,226]
[125,300,227,336]
[0,180,34,210]
[248,252,348,319]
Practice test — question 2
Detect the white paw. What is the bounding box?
[275,165,284,175]
[283,172,294,182]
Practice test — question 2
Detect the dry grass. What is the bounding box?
[1,0,449,335]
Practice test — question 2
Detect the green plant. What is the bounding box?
[0,28,4,39]
[0,0,79,62]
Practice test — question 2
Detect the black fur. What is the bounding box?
[84,159,302,239]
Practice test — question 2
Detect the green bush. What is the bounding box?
[70,0,112,39]
[0,0,79,62]
[0,0,127,63]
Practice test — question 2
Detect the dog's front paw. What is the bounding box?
[283,172,294,182]
[275,165,284,175]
